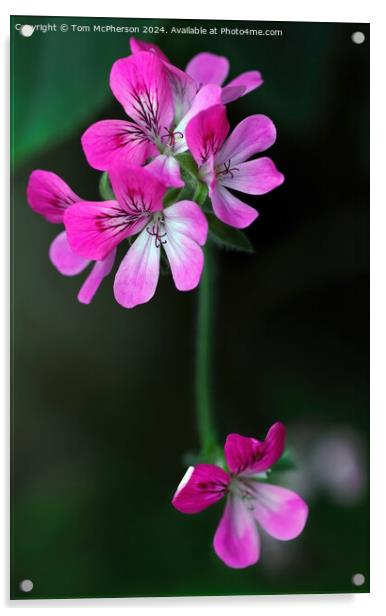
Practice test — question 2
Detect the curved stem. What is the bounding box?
[195,241,218,460]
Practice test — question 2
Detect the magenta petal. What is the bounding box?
[110,51,173,135]
[172,464,229,514]
[81,119,154,171]
[164,200,208,245]
[49,231,89,275]
[78,248,116,304]
[109,161,166,214]
[216,115,277,166]
[225,423,286,475]
[225,433,262,475]
[186,52,229,86]
[163,231,204,291]
[146,155,184,188]
[221,71,263,104]
[113,228,160,309]
[64,200,146,261]
[129,36,170,63]
[173,85,223,154]
[163,201,208,291]
[27,170,81,224]
[220,157,285,195]
[185,104,229,166]
[251,483,309,540]
[211,185,258,229]
[220,86,246,104]
[213,495,260,568]
[163,62,198,124]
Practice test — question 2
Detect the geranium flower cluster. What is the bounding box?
[25,40,307,571]
[27,38,284,308]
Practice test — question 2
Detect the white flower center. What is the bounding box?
[146,213,167,248]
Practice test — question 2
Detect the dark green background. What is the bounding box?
[11,17,369,599]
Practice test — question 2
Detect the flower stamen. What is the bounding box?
[146,215,167,248]
[160,127,184,148]
[216,159,240,179]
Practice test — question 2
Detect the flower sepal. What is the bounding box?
[175,151,200,181]
[99,172,115,201]
[192,181,209,207]
[268,447,297,473]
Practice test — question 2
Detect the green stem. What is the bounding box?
[195,241,218,460]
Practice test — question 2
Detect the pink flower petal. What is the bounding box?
[185,104,229,166]
[64,164,165,262]
[221,71,263,104]
[49,230,89,275]
[163,234,204,292]
[173,85,223,154]
[251,483,309,540]
[164,200,208,245]
[146,154,184,188]
[225,423,286,475]
[110,51,173,136]
[215,115,277,166]
[27,170,81,224]
[113,228,160,308]
[78,248,116,304]
[109,162,166,215]
[81,119,156,171]
[186,52,229,86]
[210,184,258,229]
[213,495,260,568]
[220,86,246,104]
[163,202,208,291]
[64,200,147,261]
[220,157,285,195]
[163,62,198,125]
[129,36,170,63]
[172,464,229,514]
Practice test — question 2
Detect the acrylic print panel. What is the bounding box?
[11,16,369,599]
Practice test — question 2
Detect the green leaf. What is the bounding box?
[10,16,168,166]
[99,172,115,201]
[208,214,254,253]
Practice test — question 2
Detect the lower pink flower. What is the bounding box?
[26,170,116,304]
[172,423,308,569]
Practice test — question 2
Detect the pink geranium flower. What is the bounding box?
[81,50,221,187]
[64,163,208,309]
[26,170,116,304]
[129,38,263,104]
[172,422,308,569]
[185,104,285,229]
[186,51,263,104]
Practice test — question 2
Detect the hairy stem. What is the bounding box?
[195,241,218,460]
